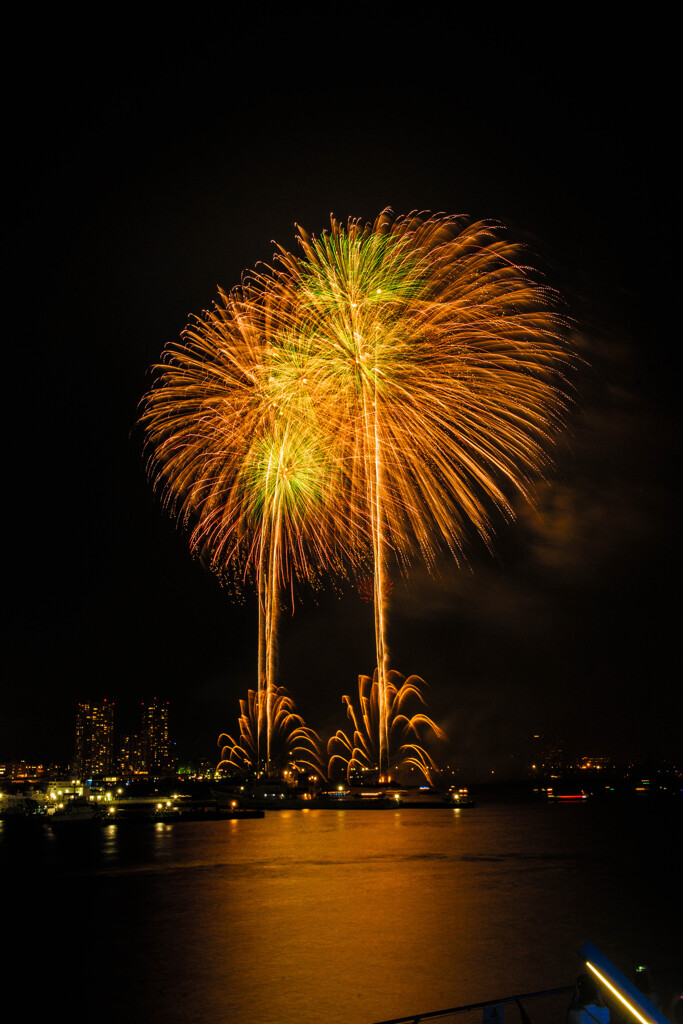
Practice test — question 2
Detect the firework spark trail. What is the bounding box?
[140,286,355,772]
[141,210,570,778]
[328,671,447,784]
[265,210,571,776]
[218,685,324,778]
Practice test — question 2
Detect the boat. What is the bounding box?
[46,798,106,825]
[154,799,265,821]
[216,781,314,810]
[547,785,588,802]
[313,788,401,808]
[448,787,476,808]
[113,791,266,821]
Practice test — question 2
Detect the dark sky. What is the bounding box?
[5,14,678,775]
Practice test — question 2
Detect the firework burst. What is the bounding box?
[266,210,571,774]
[141,210,571,778]
[140,285,354,769]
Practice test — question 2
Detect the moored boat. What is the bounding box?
[46,799,106,825]
[447,787,476,808]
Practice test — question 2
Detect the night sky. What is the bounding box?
[6,14,678,775]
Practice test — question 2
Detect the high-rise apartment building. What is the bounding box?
[140,699,172,776]
[118,732,145,777]
[75,700,115,776]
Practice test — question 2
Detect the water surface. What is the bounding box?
[5,801,680,1023]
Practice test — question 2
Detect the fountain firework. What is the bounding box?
[218,684,324,778]
[328,671,446,784]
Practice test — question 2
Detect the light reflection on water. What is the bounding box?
[5,803,680,1024]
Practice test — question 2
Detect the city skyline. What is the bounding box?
[20,698,177,779]
[2,693,677,787]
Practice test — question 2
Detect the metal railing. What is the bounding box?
[370,985,574,1024]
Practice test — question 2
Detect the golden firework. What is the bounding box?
[218,684,325,779]
[140,285,354,770]
[328,671,447,785]
[266,210,570,774]
[141,210,571,777]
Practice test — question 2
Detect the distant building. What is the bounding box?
[118,733,145,777]
[578,755,614,771]
[139,699,173,777]
[529,733,565,776]
[75,700,115,776]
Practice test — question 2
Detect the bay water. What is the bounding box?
[4,800,680,1024]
